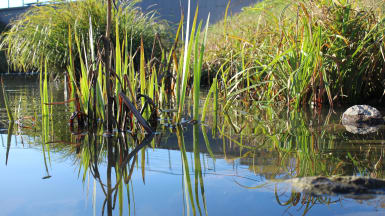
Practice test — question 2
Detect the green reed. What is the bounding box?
[175,4,210,122]
[40,60,53,177]
[61,1,211,133]
[201,77,216,122]
[66,18,158,131]
[193,14,210,121]
[40,60,50,117]
[14,0,214,135]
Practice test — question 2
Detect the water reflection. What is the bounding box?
[274,184,341,216]
[1,76,385,215]
[5,122,13,165]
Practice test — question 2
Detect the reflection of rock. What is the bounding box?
[287,176,385,197]
[343,123,381,134]
[342,105,384,134]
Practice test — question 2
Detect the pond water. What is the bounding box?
[1,75,385,216]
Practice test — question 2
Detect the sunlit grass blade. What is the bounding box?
[201,77,216,122]
[177,1,199,122]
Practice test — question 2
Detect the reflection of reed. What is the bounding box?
[274,184,341,216]
[213,104,385,179]
[5,122,13,165]
[79,133,154,216]
[7,98,385,181]
[1,78,13,122]
[177,125,207,216]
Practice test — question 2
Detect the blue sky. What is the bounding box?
[0,0,50,8]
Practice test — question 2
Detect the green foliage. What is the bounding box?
[205,0,385,107]
[66,3,210,132]
[0,0,169,73]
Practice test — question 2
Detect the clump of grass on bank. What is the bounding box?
[0,0,170,74]
[205,0,385,108]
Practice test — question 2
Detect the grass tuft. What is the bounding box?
[205,0,385,107]
[0,0,170,74]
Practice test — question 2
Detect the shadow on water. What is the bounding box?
[1,76,385,215]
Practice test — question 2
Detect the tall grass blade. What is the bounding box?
[201,77,216,122]
[193,14,210,121]
[177,3,199,122]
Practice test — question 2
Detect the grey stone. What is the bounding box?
[342,105,384,134]
[342,105,383,125]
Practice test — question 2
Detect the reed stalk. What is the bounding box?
[193,14,210,121]
[105,0,113,132]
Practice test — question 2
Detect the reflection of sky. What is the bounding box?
[0,143,90,215]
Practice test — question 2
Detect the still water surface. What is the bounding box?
[1,75,385,215]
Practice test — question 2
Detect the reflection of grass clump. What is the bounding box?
[205,0,385,106]
[0,0,170,74]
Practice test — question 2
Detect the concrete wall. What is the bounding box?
[0,6,29,25]
[0,0,257,26]
[138,0,257,25]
